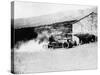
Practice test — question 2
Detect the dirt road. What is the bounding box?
[13,43,97,74]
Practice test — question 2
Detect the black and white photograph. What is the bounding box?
[11,1,98,74]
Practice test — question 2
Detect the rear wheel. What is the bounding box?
[63,42,69,48]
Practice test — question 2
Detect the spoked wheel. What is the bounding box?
[63,42,69,48]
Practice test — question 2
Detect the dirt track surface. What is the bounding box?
[13,43,97,74]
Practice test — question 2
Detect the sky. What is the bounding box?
[14,1,95,19]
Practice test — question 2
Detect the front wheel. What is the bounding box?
[68,41,73,48]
